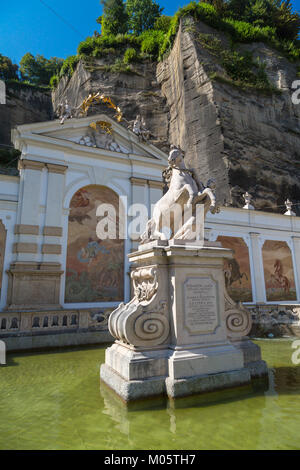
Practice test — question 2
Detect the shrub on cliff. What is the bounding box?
[123,47,139,63]
[140,30,165,57]
[158,2,299,61]
[59,56,80,78]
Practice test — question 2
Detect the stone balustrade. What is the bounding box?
[0,308,113,336]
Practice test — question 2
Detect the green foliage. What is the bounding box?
[100,0,128,36]
[59,55,80,78]
[5,78,50,92]
[19,53,63,86]
[50,74,59,89]
[140,30,165,57]
[62,0,300,82]
[126,0,163,34]
[123,47,139,63]
[226,0,300,42]
[106,58,134,73]
[0,54,19,80]
[154,15,172,33]
[197,33,277,92]
[158,1,300,62]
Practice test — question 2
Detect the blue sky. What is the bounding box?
[1,0,300,65]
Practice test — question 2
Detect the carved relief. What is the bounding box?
[134,300,169,345]
[108,267,170,348]
[131,267,158,303]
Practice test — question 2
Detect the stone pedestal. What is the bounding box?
[101,241,266,401]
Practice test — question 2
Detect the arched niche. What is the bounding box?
[262,240,297,302]
[217,235,253,303]
[0,220,7,298]
[65,185,124,303]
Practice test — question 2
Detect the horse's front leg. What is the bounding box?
[184,185,198,209]
[201,188,217,213]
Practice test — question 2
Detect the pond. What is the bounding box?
[0,339,299,450]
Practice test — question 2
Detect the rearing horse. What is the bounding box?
[141,146,219,242]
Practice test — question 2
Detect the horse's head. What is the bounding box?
[168,145,185,168]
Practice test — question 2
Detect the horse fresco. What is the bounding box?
[224,258,248,289]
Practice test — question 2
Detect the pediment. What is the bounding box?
[17,114,168,163]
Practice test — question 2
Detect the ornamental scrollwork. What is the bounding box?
[131,267,158,303]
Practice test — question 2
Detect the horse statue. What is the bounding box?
[141,146,220,243]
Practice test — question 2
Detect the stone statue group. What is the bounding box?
[142,145,219,243]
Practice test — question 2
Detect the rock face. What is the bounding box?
[3,17,298,213]
[157,19,300,213]
[52,60,170,152]
[0,84,52,146]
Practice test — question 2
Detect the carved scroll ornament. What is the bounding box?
[108,267,170,347]
[224,288,252,340]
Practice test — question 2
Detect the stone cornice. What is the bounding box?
[148,179,164,189]
[14,224,39,235]
[18,159,45,171]
[46,163,68,174]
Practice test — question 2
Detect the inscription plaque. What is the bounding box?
[184,277,219,334]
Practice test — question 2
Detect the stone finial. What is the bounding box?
[243,192,254,210]
[284,199,296,216]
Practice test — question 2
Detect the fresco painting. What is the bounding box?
[65,185,124,303]
[262,240,297,301]
[217,235,253,302]
[0,221,6,298]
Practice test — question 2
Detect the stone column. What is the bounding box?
[42,163,68,264]
[6,160,64,311]
[291,237,300,301]
[14,159,45,262]
[249,232,266,303]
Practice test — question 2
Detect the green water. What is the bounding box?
[0,339,300,450]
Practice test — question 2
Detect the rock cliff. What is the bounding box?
[0,83,52,146]
[156,19,300,213]
[15,17,300,214]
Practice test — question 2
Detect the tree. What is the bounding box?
[98,0,128,36]
[126,0,163,35]
[0,54,19,80]
[226,0,300,41]
[20,53,63,86]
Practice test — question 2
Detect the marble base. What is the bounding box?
[100,363,251,401]
[100,363,166,402]
[165,368,251,398]
[100,340,252,401]
[101,242,268,402]
[232,338,268,378]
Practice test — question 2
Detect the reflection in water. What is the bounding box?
[1,340,300,450]
[101,382,131,439]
